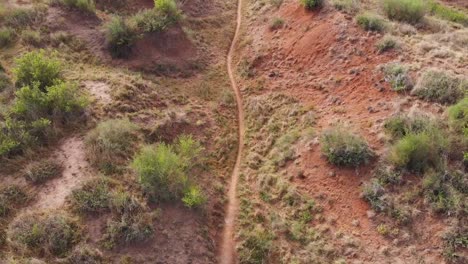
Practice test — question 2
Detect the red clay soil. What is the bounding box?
[440,0,468,9]
[239,1,446,262]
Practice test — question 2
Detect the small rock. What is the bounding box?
[328,171,336,177]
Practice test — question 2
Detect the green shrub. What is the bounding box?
[376,35,398,53]
[154,0,180,19]
[429,1,468,26]
[69,178,111,214]
[68,245,103,264]
[412,70,467,104]
[381,63,412,92]
[5,7,45,29]
[182,185,206,208]
[373,165,402,185]
[21,29,42,47]
[332,0,359,14]
[321,127,373,167]
[13,50,63,91]
[442,225,468,263]
[12,81,88,123]
[238,227,274,264]
[384,115,430,140]
[59,0,96,14]
[0,71,12,92]
[448,98,468,136]
[24,160,62,184]
[300,0,323,10]
[0,185,28,217]
[422,170,466,215]
[362,179,388,212]
[105,16,137,58]
[131,9,175,33]
[132,135,203,202]
[85,119,138,173]
[0,27,15,48]
[8,213,80,257]
[389,128,447,173]
[383,0,426,24]
[270,18,285,30]
[356,12,387,32]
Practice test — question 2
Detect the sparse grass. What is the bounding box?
[384,115,431,140]
[132,135,203,202]
[155,0,181,19]
[389,127,447,173]
[85,119,138,174]
[0,185,28,218]
[68,245,103,264]
[422,170,466,215]
[429,1,468,26]
[69,178,112,214]
[356,12,387,32]
[448,98,468,136]
[4,7,45,29]
[270,0,283,9]
[321,127,373,167]
[332,0,359,14]
[13,50,63,91]
[0,71,11,93]
[132,9,176,33]
[56,0,96,14]
[21,29,42,47]
[24,160,62,184]
[238,227,274,264]
[412,70,467,104]
[269,18,285,30]
[300,0,323,10]
[105,16,137,58]
[376,35,399,53]
[442,225,468,263]
[381,63,413,92]
[382,0,426,24]
[8,213,80,257]
[0,27,15,48]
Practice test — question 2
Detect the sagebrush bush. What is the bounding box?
[389,128,447,173]
[105,16,137,58]
[429,1,468,26]
[85,119,138,173]
[356,12,387,32]
[376,35,398,53]
[422,170,466,215]
[8,213,80,257]
[5,7,44,28]
[132,9,175,33]
[362,179,388,212]
[24,159,62,184]
[0,185,28,217]
[383,0,426,24]
[448,98,468,136]
[0,71,12,92]
[0,27,15,48]
[154,0,180,19]
[132,135,203,202]
[381,63,413,92]
[58,0,96,13]
[182,185,206,208]
[21,29,42,47]
[67,245,103,264]
[384,115,431,140]
[238,227,274,264]
[412,70,467,104]
[13,50,63,91]
[321,127,373,167]
[70,178,111,214]
[300,0,323,10]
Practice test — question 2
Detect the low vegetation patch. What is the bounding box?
[384,114,431,140]
[412,70,467,104]
[376,35,399,53]
[13,50,62,91]
[21,29,42,47]
[238,227,274,264]
[69,178,112,214]
[382,0,426,24]
[0,27,15,48]
[85,119,138,174]
[24,159,62,184]
[0,185,28,218]
[4,6,46,29]
[332,0,359,14]
[448,98,468,136]
[269,18,285,30]
[428,1,468,26]
[422,170,466,215]
[7,212,80,257]
[53,0,96,14]
[105,16,137,58]
[67,245,103,264]
[321,127,373,167]
[300,0,323,10]
[356,12,387,32]
[381,63,413,92]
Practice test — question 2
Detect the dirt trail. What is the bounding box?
[31,137,91,210]
[219,0,244,263]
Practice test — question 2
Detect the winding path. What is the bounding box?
[219,0,244,263]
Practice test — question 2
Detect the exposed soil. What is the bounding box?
[31,137,91,210]
[83,81,112,105]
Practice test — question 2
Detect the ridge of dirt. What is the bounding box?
[31,137,91,210]
[219,0,244,263]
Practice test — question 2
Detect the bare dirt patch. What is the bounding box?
[31,137,91,210]
[83,81,112,105]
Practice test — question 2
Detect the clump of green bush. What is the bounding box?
[13,50,62,91]
[85,119,138,173]
[132,135,206,207]
[69,178,112,214]
[24,159,62,184]
[389,127,447,173]
[384,114,431,140]
[8,212,80,257]
[0,27,15,48]
[67,245,103,264]
[448,98,468,136]
[0,185,29,218]
[412,70,467,104]
[269,18,285,30]
[105,16,137,58]
[321,127,373,167]
[422,170,466,215]
[381,63,412,92]
[21,29,42,47]
[238,227,274,264]
[356,12,387,32]
[429,1,468,26]
[383,0,426,24]
[0,71,12,92]
[376,35,399,53]
[155,0,180,18]
[55,0,96,14]
[300,0,323,10]
[4,6,45,29]
[332,0,359,14]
